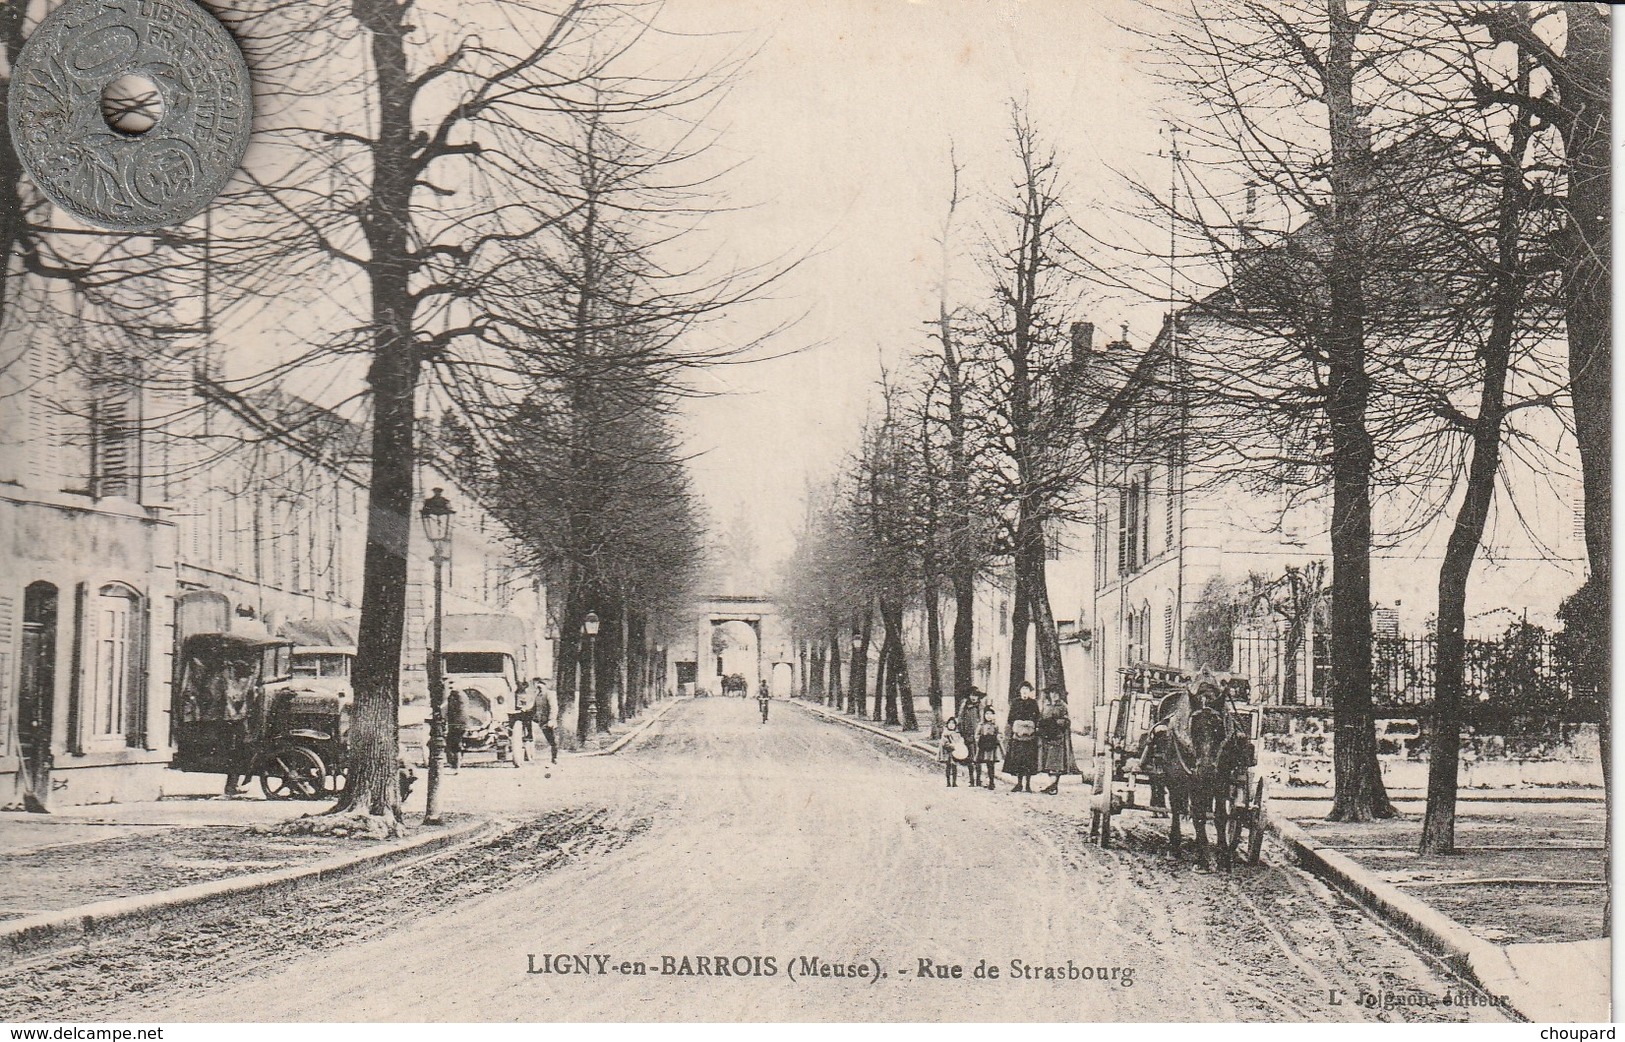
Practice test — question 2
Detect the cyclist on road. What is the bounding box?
[757,679,771,723]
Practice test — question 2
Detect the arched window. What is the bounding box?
[85,582,146,747]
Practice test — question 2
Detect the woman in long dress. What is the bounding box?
[1004,682,1042,793]
[1037,691,1077,794]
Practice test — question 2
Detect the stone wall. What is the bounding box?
[1258,709,1603,790]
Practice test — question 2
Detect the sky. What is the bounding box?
[650,0,1177,582]
[196,0,1181,588]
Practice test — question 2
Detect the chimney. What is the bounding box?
[1070,321,1094,369]
[1108,323,1131,354]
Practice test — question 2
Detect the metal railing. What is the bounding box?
[1230,628,1582,713]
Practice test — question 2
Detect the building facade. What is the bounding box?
[0,336,547,808]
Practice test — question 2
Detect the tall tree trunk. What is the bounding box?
[1006,574,1031,705]
[873,603,890,723]
[1020,515,1066,697]
[827,621,844,710]
[883,599,918,731]
[1420,53,1531,854]
[332,0,420,828]
[924,583,944,735]
[617,603,631,722]
[1556,3,1610,822]
[935,166,978,713]
[952,575,975,709]
[1323,0,1393,822]
[851,609,872,717]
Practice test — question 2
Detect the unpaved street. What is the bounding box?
[3,700,1509,1022]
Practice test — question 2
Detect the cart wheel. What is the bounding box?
[260,745,327,801]
[1225,791,1245,857]
[1245,778,1267,865]
[1090,761,1113,849]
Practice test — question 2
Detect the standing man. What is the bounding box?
[508,679,534,767]
[531,677,559,765]
[445,684,467,773]
[757,680,770,723]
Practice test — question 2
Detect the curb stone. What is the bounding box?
[574,697,690,758]
[1264,812,1534,1022]
[1,816,501,960]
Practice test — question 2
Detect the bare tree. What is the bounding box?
[961,108,1092,703]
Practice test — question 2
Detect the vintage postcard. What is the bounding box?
[0,0,1612,1026]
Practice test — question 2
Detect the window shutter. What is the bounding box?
[1166,467,1176,544]
[127,590,150,747]
[1164,605,1175,662]
[69,582,89,753]
[1141,476,1152,564]
[0,593,13,752]
[26,337,64,489]
[94,391,138,499]
[1117,489,1128,575]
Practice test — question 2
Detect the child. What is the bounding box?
[975,706,1001,791]
[940,718,968,787]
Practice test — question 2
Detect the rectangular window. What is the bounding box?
[1095,513,1107,590]
[1125,483,1140,572]
[1164,605,1175,662]
[211,493,226,567]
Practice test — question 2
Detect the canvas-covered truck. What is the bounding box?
[440,613,535,764]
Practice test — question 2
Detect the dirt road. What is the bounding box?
[2,699,1508,1022]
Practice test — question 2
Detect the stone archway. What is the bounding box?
[709,618,761,693]
[670,595,793,698]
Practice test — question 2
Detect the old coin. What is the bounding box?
[7,0,253,232]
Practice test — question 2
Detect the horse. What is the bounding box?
[1147,684,1250,872]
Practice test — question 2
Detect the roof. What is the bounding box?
[443,640,518,657]
[280,617,359,647]
[181,632,294,655]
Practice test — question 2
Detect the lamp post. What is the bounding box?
[420,488,455,825]
[850,631,863,715]
[581,612,601,737]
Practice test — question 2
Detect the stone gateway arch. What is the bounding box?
[667,596,794,697]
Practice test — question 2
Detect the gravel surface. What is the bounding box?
[0,699,1508,1022]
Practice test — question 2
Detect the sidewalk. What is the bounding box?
[794,698,1610,1023]
[0,699,686,933]
[1273,794,1608,1022]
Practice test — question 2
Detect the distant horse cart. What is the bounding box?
[1089,665,1266,870]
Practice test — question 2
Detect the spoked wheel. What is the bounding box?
[1244,777,1268,865]
[1089,760,1115,849]
[260,745,328,800]
[1226,776,1267,865]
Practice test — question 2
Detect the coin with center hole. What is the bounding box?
[7,0,252,232]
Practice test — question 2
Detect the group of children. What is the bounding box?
[936,683,1078,793]
[937,704,1003,789]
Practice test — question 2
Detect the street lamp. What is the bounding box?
[850,631,862,713]
[420,488,455,825]
[581,612,601,739]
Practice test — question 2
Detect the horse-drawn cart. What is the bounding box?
[1089,664,1267,869]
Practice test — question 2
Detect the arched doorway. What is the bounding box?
[709,619,760,695]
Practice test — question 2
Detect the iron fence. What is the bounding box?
[1230,627,1583,713]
